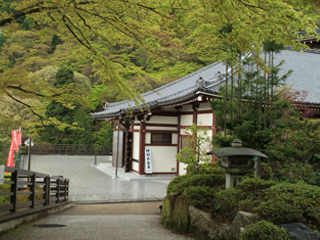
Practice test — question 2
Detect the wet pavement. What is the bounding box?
[1,202,194,240]
[24,155,175,202]
[0,155,196,240]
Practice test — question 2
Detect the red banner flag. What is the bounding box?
[11,130,18,152]
[7,141,15,167]
[17,129,22,146]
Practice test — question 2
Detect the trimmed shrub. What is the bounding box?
[213,178,276,221]
[212,179,320,230]
[240,220,290,240]
[184,186,216,210]
[167,174,225,195]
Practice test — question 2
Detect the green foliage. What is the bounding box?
[265,118,320,165]
[213,178,276,221]
[211,57,292,151]
[212,179,320,230]
[42,67,79,144]
[261,161,320,186]
[70,109,94,145]
[240,220,290,240]
[176,124,212,174]
[97,121,113,146]
[167,173,225,196]
[53,67,75,87]
[184,186,217,210]
[166,166,225,211]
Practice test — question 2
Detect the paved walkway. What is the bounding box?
[25,155,175,202]
[3,155,193,239]
[1,202,194,240]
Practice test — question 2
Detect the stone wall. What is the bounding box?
[161,193,259,240]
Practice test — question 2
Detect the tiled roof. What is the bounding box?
[92,49,320,119]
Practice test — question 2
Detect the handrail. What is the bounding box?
[0,166,69,223]
[21,144,112,155]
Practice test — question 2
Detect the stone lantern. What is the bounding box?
[207,139,268,189]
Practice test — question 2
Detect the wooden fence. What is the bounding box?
[22,144,112,155]
[0,167,69,223]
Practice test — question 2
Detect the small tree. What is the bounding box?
[176,124,212,174]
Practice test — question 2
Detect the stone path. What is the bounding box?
[25,155,175,202]
[1,202,194,240]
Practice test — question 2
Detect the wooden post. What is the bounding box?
[28,138,32,171]
[64,180,67,201]
[10,170,18,213]
[95,120,97,165]
[45,176,50,206]
[56,179,60,203]
[31,174,36,208]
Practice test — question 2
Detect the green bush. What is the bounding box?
[253,182,320,227]
[184,186,216,210]
[167,173,225,195]
[240,220,290,240]
[213,178,276,221]
[197,163,225,175]
[212,179,320,230]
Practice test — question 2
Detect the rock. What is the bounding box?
[172,193,190,233]
[161,193,178,228]
[189,205,228,240]
[226,211,260,240]
[278,223,320,240]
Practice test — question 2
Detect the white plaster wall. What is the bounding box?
[179,162,187,175]
[146,126,177,131]
[133,132,140,160]
[148,116,178,125]
[181,114,193,126]
[132,162,139,172]
[199,102,212,110]
[145,132,151,144]
[172,134,178,144]
[147,146,177,173]
[134,125,140,130]
[181,104,193,111]
[197,113,213,126]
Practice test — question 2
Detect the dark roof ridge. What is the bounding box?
[140,61,222,98]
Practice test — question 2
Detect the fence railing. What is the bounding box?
[21,144,112,155]
[0,167,69,222]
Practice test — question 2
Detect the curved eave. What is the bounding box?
[207,147,269,159]
[91,89,210,120]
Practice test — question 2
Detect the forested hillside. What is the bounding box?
[0,0,319,160]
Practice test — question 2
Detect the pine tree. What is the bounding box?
[43,67,78,144]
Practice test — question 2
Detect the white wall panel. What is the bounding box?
[133,132,140,160]
[147,146,177,173]
[181,115,193,126]
[181,104,193,111]
[172,134,178,144]
[179,162,187,175]
[132,162,139,172]
[199,102,211,110]
[148,116,178,124]
[145,132,151,144]
[197,113,213,126]
[146,126,177,131]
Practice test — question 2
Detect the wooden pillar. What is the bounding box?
[192,102,199,124]
[139,122,146,175]
[212,112,217,162]
[176,112,181,175]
